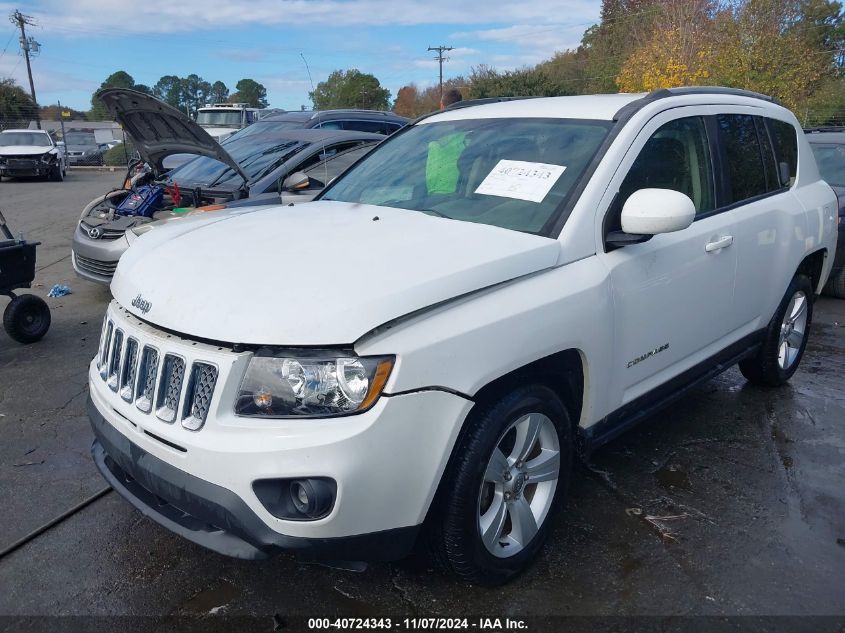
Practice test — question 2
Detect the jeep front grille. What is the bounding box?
[106,329,124,391]
[156,355,185,423]
[182,362,218,431]
[119,338,139,402]
[134,347,158,413]
[97,312,221,431]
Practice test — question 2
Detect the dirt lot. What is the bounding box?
[0,172,843,632]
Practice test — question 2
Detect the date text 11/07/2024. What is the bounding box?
[306,617,529,630]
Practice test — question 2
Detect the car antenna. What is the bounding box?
[301,52,329,193]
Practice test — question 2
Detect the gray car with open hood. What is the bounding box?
[72,89,381,284]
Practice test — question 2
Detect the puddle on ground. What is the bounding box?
[654,464,691,491]
[178,581,239,615]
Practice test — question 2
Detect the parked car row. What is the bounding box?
[85,87,838,584]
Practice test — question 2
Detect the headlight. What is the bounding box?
[235,350,394,418]
[41,152,56,164]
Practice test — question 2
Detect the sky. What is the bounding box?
[0,0,601,112]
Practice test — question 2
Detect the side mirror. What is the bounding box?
[282,171,310,191]
[621,188,696,235]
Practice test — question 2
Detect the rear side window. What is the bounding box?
[717,114,767,203]
[342,120,389,134]
[768,119,798,186]
[754,117,781,192]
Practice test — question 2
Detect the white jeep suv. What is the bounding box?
[88,87,838,584]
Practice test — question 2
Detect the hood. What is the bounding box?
[97,88,249,183]
[112,201,561,345]
[0,145,54,156]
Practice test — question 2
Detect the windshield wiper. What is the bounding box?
[420,208,453,219]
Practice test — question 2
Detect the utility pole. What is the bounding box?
[427,45,454,108]
[10,10,40,129]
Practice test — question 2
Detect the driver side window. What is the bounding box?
[618,116,715,217]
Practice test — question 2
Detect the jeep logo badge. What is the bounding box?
[88,227,103,239]
[131,294,152,314]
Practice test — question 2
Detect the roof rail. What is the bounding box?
[804,126,845,133]
[613,86,780,122]
[445,96,542,110]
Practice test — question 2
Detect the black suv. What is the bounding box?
[805,127,845,297]
[231,109,408,140]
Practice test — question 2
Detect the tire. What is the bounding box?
[50,163,64,182]
[3,294,51,344]
[822,267,845,298]
[428,384,573,585]
[739,274,813,386]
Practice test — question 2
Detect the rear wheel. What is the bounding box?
[822,267,845,298]
[739,274,813,386]
[428,384,572,585]
[3,294,51,344]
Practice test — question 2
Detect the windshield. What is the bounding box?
[0,132,52,147]
[166,135,310,189]
[322,117,611,234]
[197,110,243,127]
[64,133,97,146]
[809,142,845,187]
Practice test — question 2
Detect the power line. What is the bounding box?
[427,45,454,107]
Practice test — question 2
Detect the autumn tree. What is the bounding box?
[393,84,418,117]
[310,70,390,110]
[708,0,835,112]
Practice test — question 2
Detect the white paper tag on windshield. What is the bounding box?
[474,160,566,203]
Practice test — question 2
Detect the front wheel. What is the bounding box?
[428,384,572,585]
[3,294,51,344]
[739,273,813,386]
[50,163,64,182]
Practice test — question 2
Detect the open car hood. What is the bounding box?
[97,88,249,183]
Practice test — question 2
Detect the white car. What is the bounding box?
[87,87,838,584]
[0,129,67,181]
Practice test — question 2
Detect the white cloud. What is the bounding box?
[0,53,97,97]
[22,0,600,34]
[451,22,591,60]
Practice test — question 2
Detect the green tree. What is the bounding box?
[90,70,146,120]
[210,80,229,104]
[309,69,390,110]
[231,78,269,108]
[153,75,184,109]
[180,74,212,115]
[0,78,37,125]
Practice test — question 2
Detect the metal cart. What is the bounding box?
[0,211,51,344]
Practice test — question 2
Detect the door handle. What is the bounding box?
[705,235,733,252]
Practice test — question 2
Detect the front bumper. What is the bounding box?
[90,399,420,560]
[0,161,50,177]
[88,303,474,559]
[71,224,128,284]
